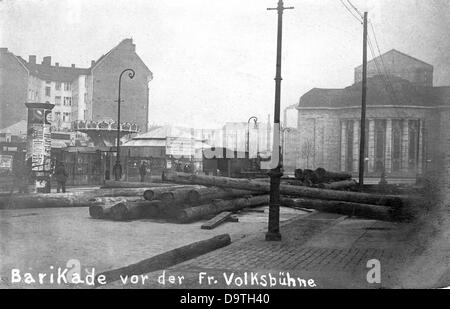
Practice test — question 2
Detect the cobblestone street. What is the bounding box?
[105,211,427,289]
[0,205,306,288]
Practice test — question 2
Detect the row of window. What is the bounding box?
[45,83,71,97]
[53,111,71,123]
[46,81,71,91]
[54,96,72,106]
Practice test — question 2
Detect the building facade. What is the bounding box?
[0,38,152,133]
[296,49,450,179]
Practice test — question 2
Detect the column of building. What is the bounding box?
[401,119,409,173]
[385,119,393,173]
[340,121,347,172]
[368,120,375,172]
[352,120,360,173]
[418,119,423,174]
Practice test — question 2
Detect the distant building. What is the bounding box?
[0,38,153,133]
[354,49,434,87]
[296,49,450,179]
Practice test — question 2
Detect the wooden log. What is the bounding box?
[175,195,269,223]
[111,200,164,221]
[143,185,205,201]
[96,234,231,285]
[97,187,175,198]
[101,180,177,189]
[280,197,395,221]
[317,180,357,190]
[241,208,265,213]
[88,196,144,205]
[187,187,257,205]
[1,187,160,209]
[201,211,232,229]
[254,178,305,186]
[302,169,319,184]
[162,171,410,208]
[5,192,98,209]
[228,215,239,222]
[89,205,114,219]
[314,168,352,183]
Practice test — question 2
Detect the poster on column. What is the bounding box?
[26,103,54,191]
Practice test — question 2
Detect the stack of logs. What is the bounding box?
[87,169,418,224]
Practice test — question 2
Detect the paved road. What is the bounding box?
[104,211,434,289]
[0,205,306,289]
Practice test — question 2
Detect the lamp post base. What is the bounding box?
[265,231,282,241]
[113,162,122,181]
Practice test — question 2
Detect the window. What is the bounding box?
[63,97,72,106]
[63,112,70,122]
[55,96,61,106]
[45,86,51,97]
[55,82,61,90]
[64,82,71,91]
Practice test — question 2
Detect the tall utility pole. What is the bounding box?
[266,0,294,241]
[358,12,368,190]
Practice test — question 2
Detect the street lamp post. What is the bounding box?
[266,0,293,241]
[247,116,258,159]
[114,68,135,181]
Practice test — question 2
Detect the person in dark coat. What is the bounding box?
[54,162,68,193]
[139,161,147,182]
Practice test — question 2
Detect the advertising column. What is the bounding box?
[25,103,55,193]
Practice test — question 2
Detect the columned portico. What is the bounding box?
[339,117,424,177]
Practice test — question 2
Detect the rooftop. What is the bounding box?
[298,75,450,109]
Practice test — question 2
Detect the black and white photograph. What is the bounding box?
[0,0,449,295]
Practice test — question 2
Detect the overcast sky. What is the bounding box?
[1,0,449,129]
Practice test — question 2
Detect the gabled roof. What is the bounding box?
[0,120,27,135]
[355,49,433,70]
[91,38,153,80]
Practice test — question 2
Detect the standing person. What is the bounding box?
[54,161,68,193]
[139,161,147,182]
[13,160,28,193]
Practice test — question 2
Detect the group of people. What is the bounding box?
[174,161,194,173]
[12,159,68,193]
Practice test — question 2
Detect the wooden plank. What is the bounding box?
[227,215,239,223]
[201,211,232,230]
[96,234,231,285]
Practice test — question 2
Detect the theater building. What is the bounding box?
[296,49,450,178]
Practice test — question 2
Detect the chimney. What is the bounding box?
[120,38,135,52]
[71,64,75,68]
[55,62,59,67]
[91,60,95,67]
[42,56,51,66]
[28,55,36,64]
